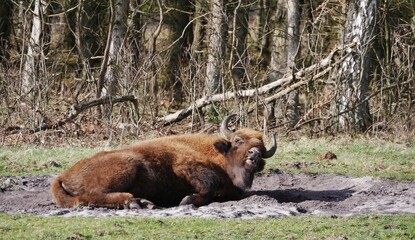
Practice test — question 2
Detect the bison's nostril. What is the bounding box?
[248,149,260,158]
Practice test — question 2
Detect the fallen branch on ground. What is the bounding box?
[4,95,139,135]
[157,43,355,126]
[284,80,413,135]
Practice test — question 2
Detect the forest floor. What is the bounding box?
[1,172,414,218]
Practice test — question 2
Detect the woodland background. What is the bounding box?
[0,0,414,145]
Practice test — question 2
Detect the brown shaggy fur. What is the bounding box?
[51,128,275,208]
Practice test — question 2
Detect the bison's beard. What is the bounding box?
[231,166,254,190]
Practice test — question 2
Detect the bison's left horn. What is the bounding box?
[263,133,277,158]
[220,114,237,140]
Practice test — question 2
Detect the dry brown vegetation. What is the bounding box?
[0,0,414,146]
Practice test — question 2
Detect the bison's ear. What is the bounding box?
[213,140,231,155]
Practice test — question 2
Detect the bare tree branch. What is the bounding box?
[5,96,139,135]
[157,43,355,126]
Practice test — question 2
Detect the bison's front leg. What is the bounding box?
[125,198,156,209]
[179,186,244,206]
[175,161,244,207]
[179,192,214,206]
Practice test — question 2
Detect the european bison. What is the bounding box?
[51,114,277,208]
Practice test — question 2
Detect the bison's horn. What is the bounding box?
[263,133,277,158]
[220,114,237,140]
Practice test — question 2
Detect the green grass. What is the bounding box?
[0,137,414,239]
[0,213,414,239]
[0,146,112,176]
[267,137,415,181]
[3,137,413,181]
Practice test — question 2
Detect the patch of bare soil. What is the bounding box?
[1,173,414,218]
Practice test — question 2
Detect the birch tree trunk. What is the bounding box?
[337,0,376,132]
[21,0,47,95]
[204,0,226,96]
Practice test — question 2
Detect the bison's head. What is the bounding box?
[215,114,277,190]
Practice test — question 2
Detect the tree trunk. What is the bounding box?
[269,0,286,81]
[49,2,66,51]
[97,0,129,116]
[188,0,206,124]
[256,0,273,69]
[14,0,26,53]
[163,0,191,105]
[74,0,108,90]
[337,0,376,132]
[229,0,249,82]
[285,0,300,127]
[191,0,205,55]
[190,0,206,97]
[106,0,129,97]
[129,0,141,65]
[21,0,47,95]
[267,0,286,123]
[204,0,226,96]
[74,0,93,87]
[0,0,13,63]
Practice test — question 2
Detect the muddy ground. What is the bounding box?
[0,173,414,218]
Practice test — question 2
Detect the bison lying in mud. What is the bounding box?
[51,114,277,209]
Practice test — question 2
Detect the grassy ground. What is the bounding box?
[269,136,415,181]
[0,136,414,180]
[0,213,414,239]
[0,146,108,176]
[0,137,414,239]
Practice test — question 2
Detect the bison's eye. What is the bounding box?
[233,136,244,147]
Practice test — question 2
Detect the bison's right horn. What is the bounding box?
[263,133,277,158]
[220,114,237,140]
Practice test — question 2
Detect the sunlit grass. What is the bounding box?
[0,136,414,181]
[266,136,415,181]
[0,146,111,176]
[1,138,414,239]
[0,213,414,239]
